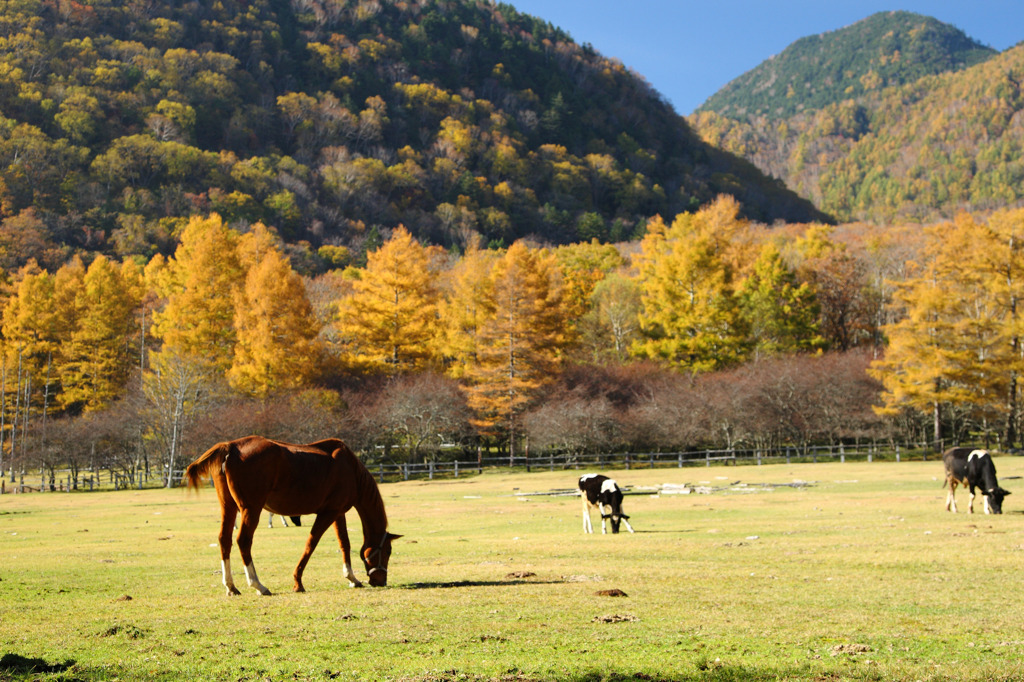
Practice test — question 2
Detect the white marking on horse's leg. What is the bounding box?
[621,517,635,533]
[243,562,272,595]
[222,559,239,596]
[343,561,363,588]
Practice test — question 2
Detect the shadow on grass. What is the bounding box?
[397,579,567,590]
[0,653,75,676]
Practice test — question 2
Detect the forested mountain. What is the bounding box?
[697,11,996,121]
[0,0,824,271]
[692,13,1024,224]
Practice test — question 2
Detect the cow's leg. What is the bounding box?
[968,487,976,514]
[267,514,274,528]
[620,515,635,534]
[236,508,271,595]
[598,504,608,534]
[292,512,337,593]
[945,478,957,512]
[282,515,290,527]
[334,515,362,587]
[984,493,992,514]
[582,496,593,533]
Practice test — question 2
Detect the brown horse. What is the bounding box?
[184,435,399,596]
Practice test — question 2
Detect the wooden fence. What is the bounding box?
[0,440,957,493]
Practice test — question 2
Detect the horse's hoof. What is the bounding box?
[294,585,305,593]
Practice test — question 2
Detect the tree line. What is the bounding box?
[5,195,1018,487]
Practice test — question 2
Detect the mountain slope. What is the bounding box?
[692,13,1023,223]
[0,0,825,271]
[697,11,996,121]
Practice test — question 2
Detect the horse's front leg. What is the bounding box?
[236,509,271,596]
[292,512,337,593]
[334,515,362,587]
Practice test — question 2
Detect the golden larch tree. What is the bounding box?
[59,255,142,411]
[335,226,440,373]
[150,214,242,372]
[228,247,322,398]
[462,241,566,454]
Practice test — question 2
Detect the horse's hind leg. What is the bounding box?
[236,509,271,595]
[292,512,337,593]
[334,515,362,588]
[215,482,242,596]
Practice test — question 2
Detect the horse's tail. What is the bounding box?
[183,442,231,491]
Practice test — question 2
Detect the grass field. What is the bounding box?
[3,456,1024,681]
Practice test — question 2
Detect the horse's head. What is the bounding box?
[362,532,401,586]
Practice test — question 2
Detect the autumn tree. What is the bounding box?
[633,209,749,372]
[461,242,567,455]
[150,213,242,372]
[737,243,824,358]
[438,244,499,378]
[228,247,322,398]
[335,226,440,373]
[59,255,143,412]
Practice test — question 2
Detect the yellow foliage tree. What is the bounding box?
[633,208,749,372]
[150,214,242,372]
[59,255,142,411]
[461,242,566,453]
[335,226,440,373]
[437,245,499,379]
[228,248,322,398]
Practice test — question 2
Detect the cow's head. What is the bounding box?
[987,487,1011,514]
[603,511,629,533]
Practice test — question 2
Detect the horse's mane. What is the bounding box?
[336,442,388,528]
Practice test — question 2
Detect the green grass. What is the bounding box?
[3,458,1024,681]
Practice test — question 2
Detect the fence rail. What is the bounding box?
[0,441,958,494]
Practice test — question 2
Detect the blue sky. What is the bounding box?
[507,1,1024,115]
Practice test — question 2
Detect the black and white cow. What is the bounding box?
[267,514,303,528]
[578,474,634,534]
[942,447,1010,514]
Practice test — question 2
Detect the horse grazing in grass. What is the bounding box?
[184,435,399,596]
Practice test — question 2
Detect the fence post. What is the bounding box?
[840,443,845,464]
[705,451,710,467]
[454,460,459,478]
[896,445,901,463]
[678,452,683,468]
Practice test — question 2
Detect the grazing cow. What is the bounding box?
[267,515,302,528]
[942,447,1011,514]
[578,474,634,534]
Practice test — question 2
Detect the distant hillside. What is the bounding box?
[692,14,1024,224]
[698,11,996,121]
[0,0,825,272]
